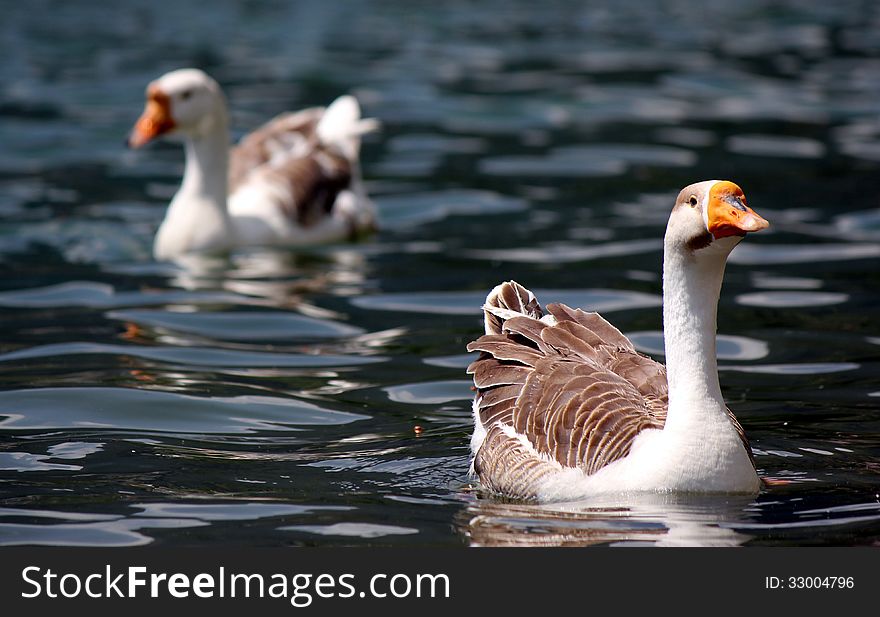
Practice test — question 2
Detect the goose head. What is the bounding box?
[666,180,769,256]
[128,68,227,148]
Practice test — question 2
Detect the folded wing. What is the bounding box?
[228,97,378,231]
[467,281,669,498]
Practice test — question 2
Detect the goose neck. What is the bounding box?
[179,120,230,211]
[661,243,729,428]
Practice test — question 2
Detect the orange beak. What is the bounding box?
[128,85,175,148]
[707,181,769,239]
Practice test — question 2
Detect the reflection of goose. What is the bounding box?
[461,493,755,547]
[162,248,369,313]
[467,180,769,501]
[128,69,378,261]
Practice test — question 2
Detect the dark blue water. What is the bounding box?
[1,0,879,547]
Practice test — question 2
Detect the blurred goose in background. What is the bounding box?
[128,68,378,261]
[467,180,769,502]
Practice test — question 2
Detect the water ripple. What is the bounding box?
[730,243,880,265]
[728,513,880,531]
[0,517,207,547]
[735,291,849,308]
[627,331,769,360]
[750,274,823,290]
[281,522,418,538]
[463,239,663,264]
[0,441,103,472]
[0,281,242,308]
[376,189,527,230]
[0,342,384,368]
[0,452,81,472]
[134,502,350,521]
[423,354,473,369]
[479,143,696,177]
[385,380,473,405]
[352,288,661,315]
[107,309,364,342]
[726,134,826,159]
[719,363,859,375]
[0,387,369,433]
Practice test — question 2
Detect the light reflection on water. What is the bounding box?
[0,0,878,547]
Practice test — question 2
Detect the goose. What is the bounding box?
[466,180,769,502]
[128,68,378,261]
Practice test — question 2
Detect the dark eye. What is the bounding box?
[688,195,698,207]
[180,89,193,101]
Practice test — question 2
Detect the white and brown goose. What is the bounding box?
[467,180,769,501]
[128,68,378,261]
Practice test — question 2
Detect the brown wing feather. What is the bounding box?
[545,303,635,352]
[473,423,563,499]
[228,108,324,192]
[228,106,355,228]
[262,150,352,227]
[510,356,664,473]
[483,280,542,335]
[466,334,544,366]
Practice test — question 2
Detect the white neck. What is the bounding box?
[178,117,230,211]
[154,111,233,259]
[661,239,731,432]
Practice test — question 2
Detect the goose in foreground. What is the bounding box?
[467,180,769,502]
[128,68,378,261]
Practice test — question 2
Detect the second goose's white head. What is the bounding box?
[128,68,227,147]
[665,180,769,256]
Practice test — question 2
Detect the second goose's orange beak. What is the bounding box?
[128,86,175,148]
[707,181,769,239]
